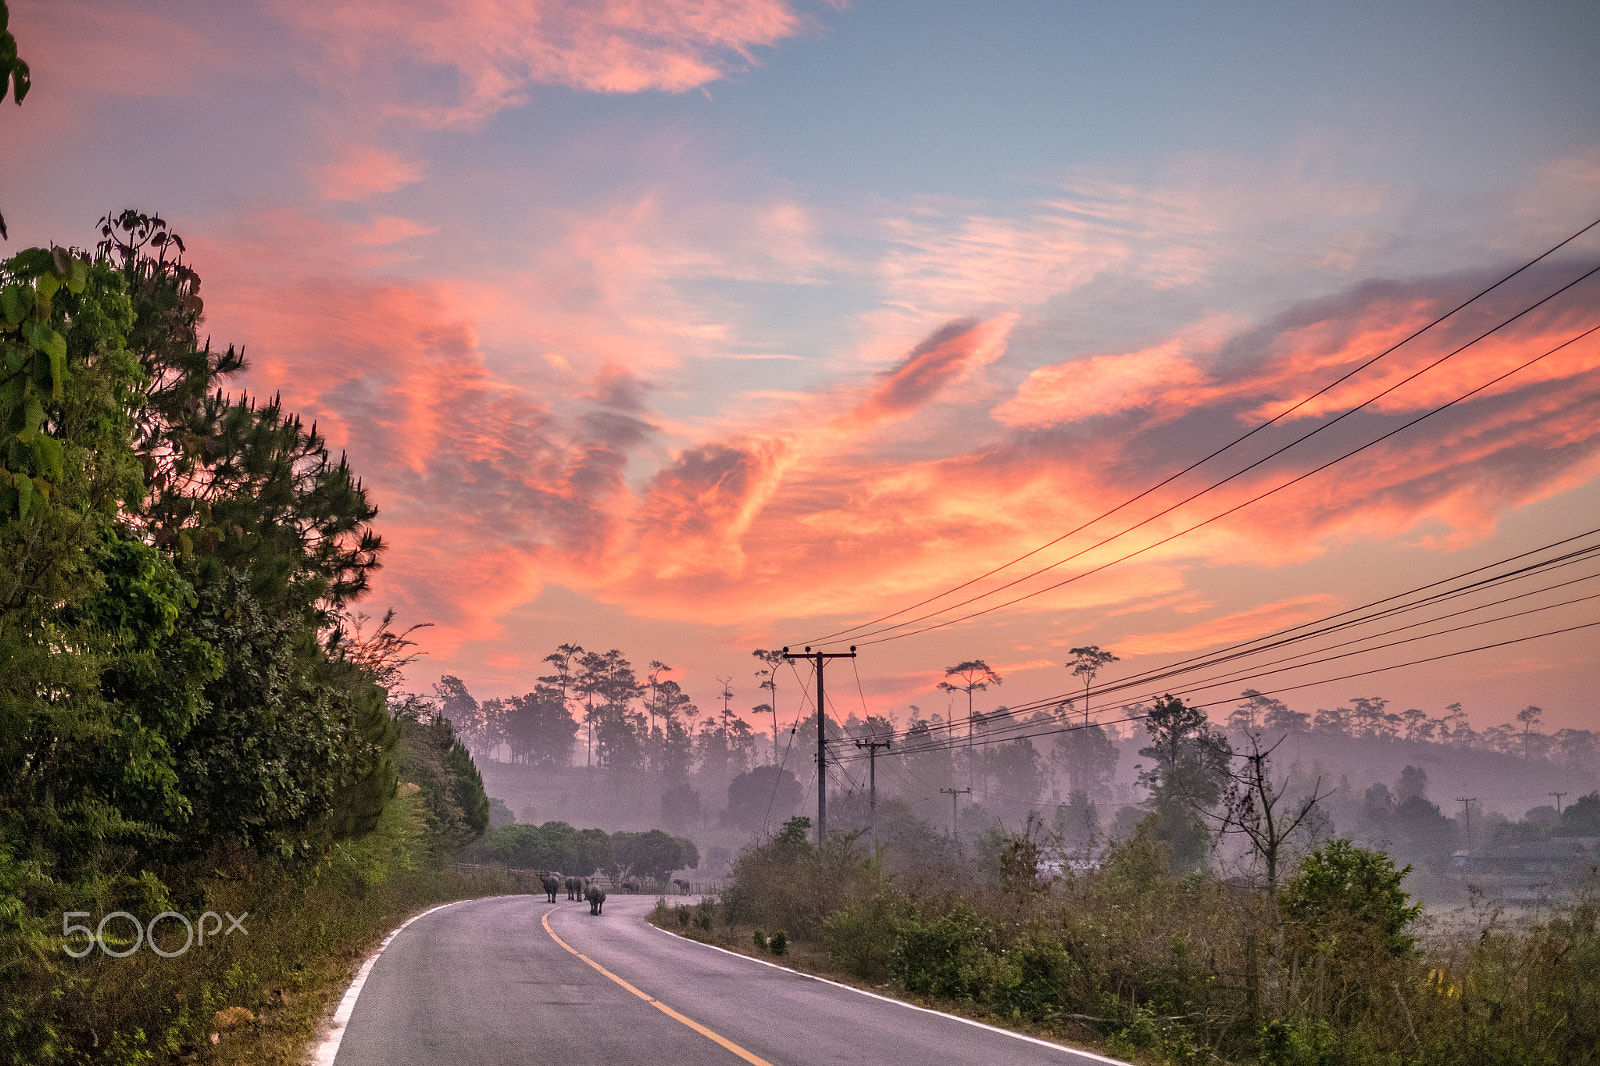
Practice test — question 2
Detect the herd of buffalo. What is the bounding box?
[538,873,695,915]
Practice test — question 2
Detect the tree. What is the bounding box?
[938,660,1001,789]
[1281,838,1422,958]
[1516,704,1543,763]
[611,829,698,882]
[1217,733,1333,894]
[1052,722,1118,797]
[1349,697,1388,738]
[0,1,30,241]
[660,781,702,831]
[1138,694,1230,870]
[434,675,481,736]
[722,765,802,831]
[505,684,578,768]
[753,648,785,759]
[1066,645,1119,726]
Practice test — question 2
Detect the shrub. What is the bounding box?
[889,907,999,1001]
[753,927,768,952]
[822,890,907,982]
[770,930,788,956]
[993,932,1075,1021]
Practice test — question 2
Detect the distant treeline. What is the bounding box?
[470,822,699,883]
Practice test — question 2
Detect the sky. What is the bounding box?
[4,0,1599,734]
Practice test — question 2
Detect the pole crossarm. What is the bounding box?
[783,645,857,844]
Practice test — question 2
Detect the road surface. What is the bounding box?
[327,893,1125,1066]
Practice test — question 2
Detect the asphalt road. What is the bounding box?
[328,893,1125,1066]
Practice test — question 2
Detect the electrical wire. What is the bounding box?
[840,619,1600,762]
[846,316,1600,647]
[805,216,1600,646]
[835,528,1600,752]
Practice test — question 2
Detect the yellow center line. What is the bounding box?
[540,908,777,1066]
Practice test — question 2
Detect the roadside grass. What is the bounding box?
[5,790,527,1065]
[645,896,1125,1065]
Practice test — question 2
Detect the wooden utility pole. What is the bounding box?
[1550,791,1568,816]
[782,646,856,845]
[941,786,971,843]
[1457,797,1478,861]
[856,737,891,837]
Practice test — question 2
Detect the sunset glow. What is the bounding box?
[6,0,1597,731]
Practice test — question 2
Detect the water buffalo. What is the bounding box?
[564,875,581,901]
[541,873,561,903]
[672,878,690,895]
[586,884,607,915]
[621,879,639,894]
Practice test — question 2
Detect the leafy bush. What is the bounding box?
[889,907,1000,1001]
[821,889,907,982]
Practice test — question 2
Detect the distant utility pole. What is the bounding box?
[941,787,971,842]
[856,737,891,837]
[1456,797,1478,860]
[782,646,856,846]
[1550,791,1568,816]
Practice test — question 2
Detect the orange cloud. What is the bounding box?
[835,317,1012,431]
[1116,595,1341,656]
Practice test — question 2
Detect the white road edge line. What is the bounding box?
[647,921,1134,1066]
[307,898,476,1066]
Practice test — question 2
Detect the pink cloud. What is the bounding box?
[314,144,424,202]
[272,0,807,127]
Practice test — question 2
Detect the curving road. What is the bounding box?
[325,893,1126,1066]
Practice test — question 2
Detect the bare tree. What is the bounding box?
[1218,732,1335,895]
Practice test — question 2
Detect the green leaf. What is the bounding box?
[35,271,59,303]
[46,342,64,401]
[22,394,43,435]
[30,433,61,479]
[14,469,30,519]
[0,284,23,326]
[67,256,88,295]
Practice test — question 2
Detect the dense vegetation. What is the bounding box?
[671,809,1599,1065]
[0,214,492,1063]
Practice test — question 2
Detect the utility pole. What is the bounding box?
[1456,797,1478,861]
[856,737,891,837]
[1550,791,1568,816]
[941,787,971,843]
[783,646,856,845]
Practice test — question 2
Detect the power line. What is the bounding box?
[805,216,1600,647]
[829,527,1600,752]
[847,316,1600,647]
[841,619,1600,762]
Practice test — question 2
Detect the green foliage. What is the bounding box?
[769,929,788,956]
[822,888,908,982]
[1557,791,1600,836]
[1139,694,1231,870]
[0,213,470,1061]
[1281,838,1423,958]
[890,906,1001,1001]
